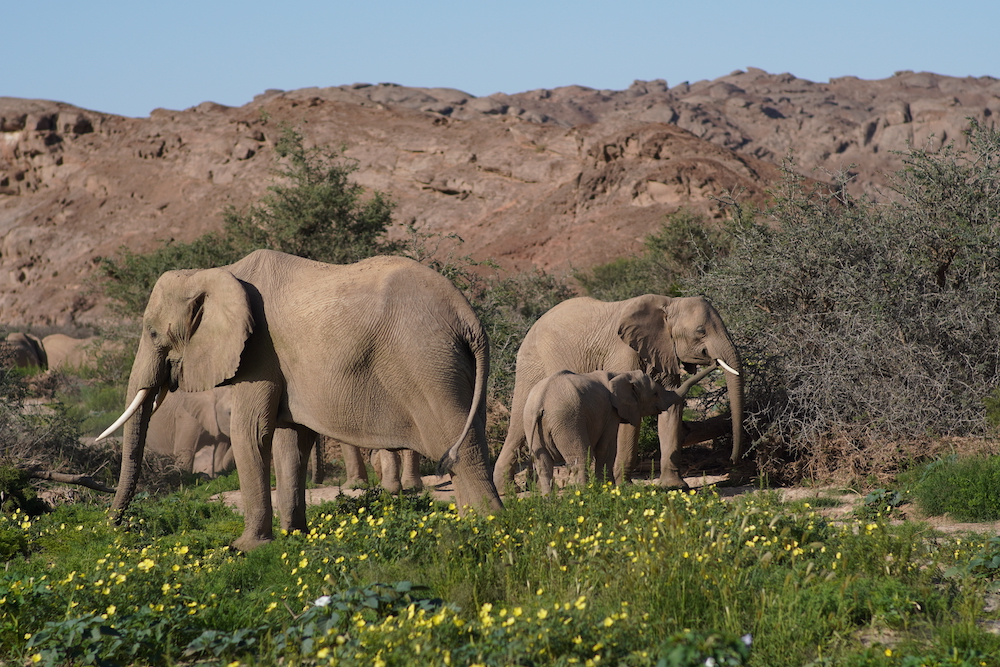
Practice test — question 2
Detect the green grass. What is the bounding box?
[905,455,1000,522]
[3,482,1000,666]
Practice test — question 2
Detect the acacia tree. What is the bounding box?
[692,120,1000,481]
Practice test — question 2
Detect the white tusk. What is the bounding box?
[96,388,150,441]
[716,359,740,376]
[151,385,168,415]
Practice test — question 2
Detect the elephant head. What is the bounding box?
[4,332,47,370]
[618,295,745,463]
[609,364,721,429]
[105,268,253,514]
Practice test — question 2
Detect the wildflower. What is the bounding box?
[741,633,752,646]
[137,559,155,572]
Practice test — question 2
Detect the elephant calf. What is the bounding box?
[524,365,718,494]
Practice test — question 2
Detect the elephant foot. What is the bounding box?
[656,471,690,490]
[231,531,274,552]
[401,478,424,492]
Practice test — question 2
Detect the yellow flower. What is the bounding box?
[137,559,155,571]
[106,605,116,616]
[31,654,42,663]
[884,649,892,657]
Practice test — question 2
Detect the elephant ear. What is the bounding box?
[26,333,47,369]
[608,373,642,428]
[174,268,253,392]
[617,295,681,383]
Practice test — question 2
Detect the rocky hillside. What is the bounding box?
[1,68,996,328]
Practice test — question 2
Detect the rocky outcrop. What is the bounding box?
[1,68,996,327]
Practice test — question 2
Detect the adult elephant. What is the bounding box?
[100,249,500,551]
[494,295,744,491]
[3,332,47,370]
[146,386,235,477]
[42,334,120,370]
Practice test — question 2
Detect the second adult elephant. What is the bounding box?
[100,249,499,551]
[495,295,744,491]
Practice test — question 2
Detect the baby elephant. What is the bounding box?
[524,364,719,494]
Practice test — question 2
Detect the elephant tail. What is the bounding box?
[437,327,490,475]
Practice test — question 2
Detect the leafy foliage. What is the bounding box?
[908,455,1000,522]
[576,208,731,301]
[691,120,1000,482]
[7,484,1000,666]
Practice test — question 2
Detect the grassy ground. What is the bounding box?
[3,475,1000,666]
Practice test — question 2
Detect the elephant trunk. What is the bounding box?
[110,380,159,518]
[109,335,167,518]
[714,344,745,464]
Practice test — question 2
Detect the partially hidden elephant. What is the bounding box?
[100,249,500,550]
[339,442,424,493]
[494,295,744,491]
[146,386,235,477]
[43,334,117,372]
[524,364,718,494]
[3,332,47,370]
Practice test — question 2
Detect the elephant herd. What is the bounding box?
[54,249,741,552]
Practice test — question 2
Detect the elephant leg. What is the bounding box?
[172,412,204,473]
[272,425,316,534]
[339,442,369,489]
[656,403,688,489]
[532,445,556,495]
[214,440,235,476]
[375,450,403,494]
[400,450,423,491]
[593,421,620,485]
[229,385,280,552]
[448,421,503,513]
[493,382,532,492]
[613,423,640,484]
[310,435,326,484]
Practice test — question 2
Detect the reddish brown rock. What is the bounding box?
[1,68,996,327]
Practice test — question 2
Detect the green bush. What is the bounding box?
[909,455,1000,522]
[689,120,1000,481]
[575,207,731,301]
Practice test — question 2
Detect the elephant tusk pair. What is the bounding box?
[716,358,740,376]
[96,388,149,441]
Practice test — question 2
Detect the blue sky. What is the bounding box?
[5,0,996,118]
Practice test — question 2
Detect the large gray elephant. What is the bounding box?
[495,295,744,491]
[3,332,47,370]
[100,249,500,551]
[525,364,719,494]
[146,386,235,477]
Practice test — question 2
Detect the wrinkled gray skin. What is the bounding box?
[524,365,717,494]
[109,249,499,551]
[495,295,744,491]
[339,443,423,493]
[3,332,47,370]
[146,386,236,477]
